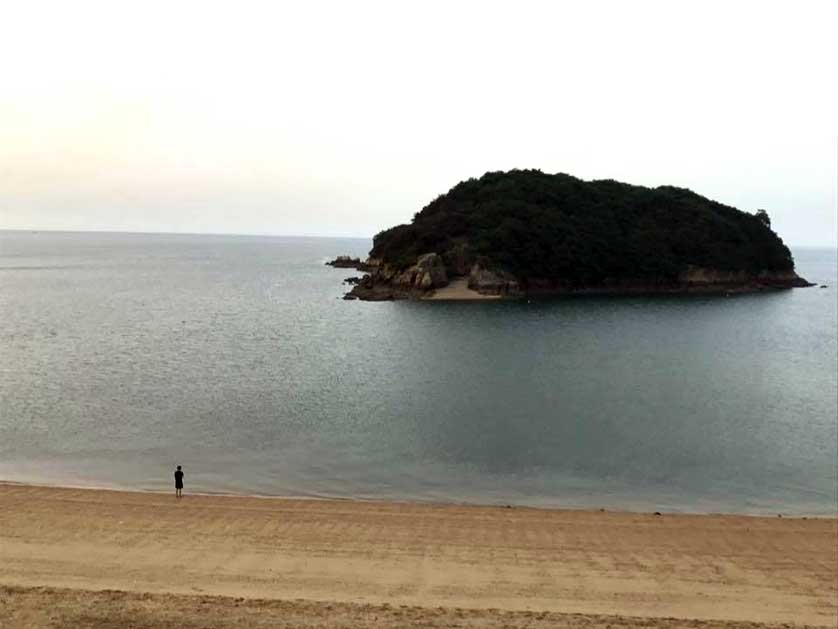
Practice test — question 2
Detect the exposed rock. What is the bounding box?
[326,256,376,272]
[342,259,814,301]
[343,276,361,285]
[679,266,814,289]
[381,253,447,292]
[468,264,520,296]
[343,252,450,300]
[414,253,448,289]
[326,255,362,268]
[679,266,749,285]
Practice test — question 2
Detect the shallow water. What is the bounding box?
[1,231,835,514]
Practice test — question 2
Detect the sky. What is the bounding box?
[1,0,836,246]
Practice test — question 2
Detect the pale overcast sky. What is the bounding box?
[1,0,836,245]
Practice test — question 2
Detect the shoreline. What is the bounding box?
[348,281,812,301]
[1,483,836,626]
[2,479,835,519]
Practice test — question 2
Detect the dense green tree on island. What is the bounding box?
[368,170,795,288]
[755,209,771,227]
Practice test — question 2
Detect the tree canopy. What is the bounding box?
[369,170,794,286]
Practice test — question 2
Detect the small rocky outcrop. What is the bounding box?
[326,256,375,271]
[395,253,448,290]
[678,266,813,290]
[340,253,450,300]
[326,255,360,268]
[468,264,521,296]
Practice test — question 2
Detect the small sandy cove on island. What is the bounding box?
[425,277,502,300]
[0,484,836,628]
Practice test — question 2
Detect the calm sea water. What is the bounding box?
[1,231,836,515]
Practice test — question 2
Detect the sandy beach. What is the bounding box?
[0,483,835,627]
[426,277,503,300]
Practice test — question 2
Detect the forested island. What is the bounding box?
[330,170,812,300]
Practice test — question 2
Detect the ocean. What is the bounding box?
[1,230,835,515]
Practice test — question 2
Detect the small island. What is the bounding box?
[329,170,812,300]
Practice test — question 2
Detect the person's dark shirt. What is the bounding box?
[174,470,184,486]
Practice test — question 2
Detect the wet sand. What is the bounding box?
[1,483,835,627]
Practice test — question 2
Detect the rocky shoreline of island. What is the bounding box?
[327,253,813,301]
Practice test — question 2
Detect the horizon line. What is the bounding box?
[0,227,373,240]
[0,227,836,249]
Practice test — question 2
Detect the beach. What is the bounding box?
[1,483,835,627]
[426,277,503,299]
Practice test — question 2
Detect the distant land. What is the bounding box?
[329,169,813,300]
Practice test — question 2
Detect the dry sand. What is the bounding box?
[425,277,502,300]
[0,483,835,628]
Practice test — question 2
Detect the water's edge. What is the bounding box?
[3,479,835,519]
[2,233,835,517]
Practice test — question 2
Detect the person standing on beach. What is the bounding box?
[174,465,184,498]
